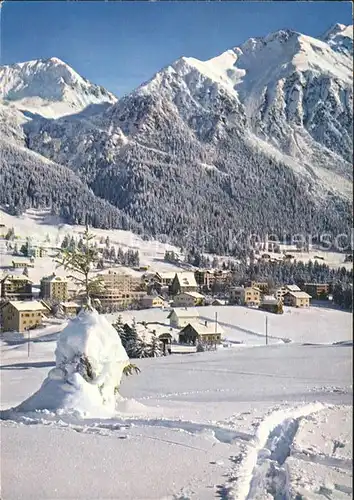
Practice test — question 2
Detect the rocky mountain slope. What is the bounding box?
[0,101,136,231]
[0,25,352,252]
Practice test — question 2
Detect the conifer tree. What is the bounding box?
[148,331,164,357]
[55,225,104,307]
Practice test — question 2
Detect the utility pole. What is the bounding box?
[265,316,268,345]
[215,311,218,350]
[27,327,30,358]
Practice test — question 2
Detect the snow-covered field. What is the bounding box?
[106,304,353,346]
[1,304,352,499]
[0,208,185,281]
[0,208,352,499]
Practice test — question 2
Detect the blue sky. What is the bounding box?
[1,1,352,96]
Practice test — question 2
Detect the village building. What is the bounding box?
[194,269,232,292]
[173,291,205,308]
[259,296,283,314]
[40,273,69,302]
[167,308,200,329]
[12,260,34,269]
[158,333,173,355]
[91,271,147,310]
[229,286,261,306]
[303,283,330,300]
[1,300,50,333]
[212,299,226,306]
[170,272,198,296]
[27,246,47,258]
[283,291,311,308]
[154,272,177,293]
[60,301,82,316]
[178,321,223,345]
[0,275,33,300]
[140,295,165,309]
[244,280,269,294]
[274,284,302,302]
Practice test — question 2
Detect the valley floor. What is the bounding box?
[0,317,352,499]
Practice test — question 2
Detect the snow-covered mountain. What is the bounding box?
[1,25,352,252]
[0,57,117,118]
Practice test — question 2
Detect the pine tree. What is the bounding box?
[96,258,104,270]
[148,331,164,357]
[61,235,69,249]
[122,319,140,357]
[116,247,124,264]
[113,315,126,345]
[134,335,151,359]
[55,225,104,307]
[109,246,116,261]
[20,243,28,256]
[68,236,76,251]
[22,266,29,277]
[5,227,15,241]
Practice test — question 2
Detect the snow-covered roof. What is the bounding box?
[1,274,33,283]
[175,272,197,287]
[141,295,164,301]
[182,321,224,336]
[286,285,301,292]
[212,299,226,305]
[155,272,177,280]
[60,301,82,308]
[8,300,47,312]
[286,291,312,299]
[182,291,205,299]
[41,273,68,283]
[168,308,200,318]
[261,296,279,305]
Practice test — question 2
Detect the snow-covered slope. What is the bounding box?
[0,57,117,118]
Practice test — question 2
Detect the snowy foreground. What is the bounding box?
[1,307,352,500]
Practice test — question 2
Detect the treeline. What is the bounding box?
[332,282,353,310]
[233,259,353,288]
[61,234,140,268]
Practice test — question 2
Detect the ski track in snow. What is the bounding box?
[215,402,334,499]
[3,401,349,499]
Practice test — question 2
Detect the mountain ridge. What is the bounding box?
[0,25,352,253]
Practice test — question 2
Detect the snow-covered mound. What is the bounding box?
[10,310,131,418]
[0,57,117,118]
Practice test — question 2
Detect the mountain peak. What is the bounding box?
[321,23,353,55]
[0,58,117,118]
[322,23,352,40]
